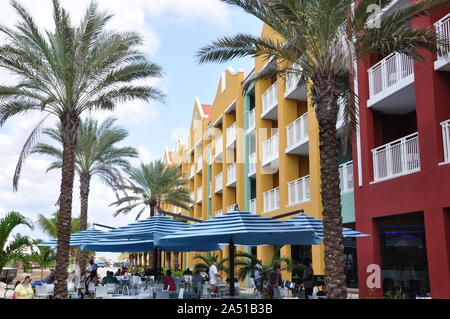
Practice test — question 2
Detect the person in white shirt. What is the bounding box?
[208,259,221,294]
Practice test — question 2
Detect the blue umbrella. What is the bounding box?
[286,213,369,238]
[38,229,105,248]
[157,210,321,296]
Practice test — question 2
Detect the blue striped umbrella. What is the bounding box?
[38,229,105,248]
[157,210,321,296]
[286,214,369,238]
[97,215,189,241]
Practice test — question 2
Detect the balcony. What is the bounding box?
[263,187,280,213]
[249,198,257,214]
[372,132,420,182]
[336,100,345,135]
[196,187,202,204]
[261,82,278,120]
[367,52,415,114]
[435,13,450,71]
[189,163,195,179]
[227,204,237,213]
[248,152,256,178]
[214,172,223,194]
[247,108,256,133]
[226,163,237,187]
[196,156,202,174]
[284,64,307,101]
[214,135,223,160]
[215,210,223,217]
[288,175,311,206]
[226,122,237,148]
[442,119,450,164]
[189,192,194,207]
[262,132,279,168]
[285,113,309,155]
[339,161,354,194]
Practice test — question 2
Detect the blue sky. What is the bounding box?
[0,0,261,261]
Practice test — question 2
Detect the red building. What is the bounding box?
[353,3,450,298]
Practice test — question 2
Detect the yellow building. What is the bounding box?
[162,25,355,282]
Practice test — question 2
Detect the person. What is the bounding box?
[183,267,193,275]
[120,267,127,275]
[265,261,282,299]
[85,259,99,286]
[13,273,34,299]
[43,269,55,284]
[101,271,118,285]
[114,268,121,276]
[208,259,221,295]
[302,258,314,299]
[133,269,142,277]
[191,270,203,298]
[162,269,177,291]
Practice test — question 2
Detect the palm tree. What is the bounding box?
[36,211,87,264]
[0,212,34,275]
[0,0,165,298]
[193,252,229,274]
[111,160,192,271]
[195,0,448,298]
[30,239,56,280]
[33,117,138,271]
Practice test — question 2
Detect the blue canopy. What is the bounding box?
[80,238,222,253]
[286,213,369,238]
[97,215,189,240]
[157,211,321,247]
[157,210,321,297]
[37,229,105,248]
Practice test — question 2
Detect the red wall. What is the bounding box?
[354,8,450,298]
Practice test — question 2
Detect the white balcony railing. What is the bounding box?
[227,163,237,186]
[336,99,345,129]
[215,172,223,193]
[285,64,302,95]
[226,122,237,146]
[249,198,257,214]
[215,210,223,217]
[263,187,280,213]
[288,176,311,206]
[189,192,194,207]
[262,81,278,115]
[372,132,420,182]
[189,163,195,179]
[339,161,354,194]
[248,152,256,177]
[196,156,202,173]
[248,108,256,131]
[286,113,308,148]
[215,135,223,158]
[436,14,450,62]
[196,187,202,203]
[262,132,279,165]
[442,119,450,164]
[227,204,237,213]
[368,52,414,99]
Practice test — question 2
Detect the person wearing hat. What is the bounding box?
[13,273,34,299]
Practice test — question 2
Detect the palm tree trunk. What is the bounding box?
[54,115,80,299]
[78,173,91,275]
[312,74,347,299]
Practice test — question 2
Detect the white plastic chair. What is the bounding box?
[178,288,184,299]
[106,283,116,294]
[67,282,78,299]
[201,284,211,299]
[46,284,54,295]
[35,285,50,298]
[95,286,108,299]
[156,291,170,299]
[88,282,96,294]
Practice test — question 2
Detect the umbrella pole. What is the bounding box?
[153,247,158,280]
[229,238,235,297]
